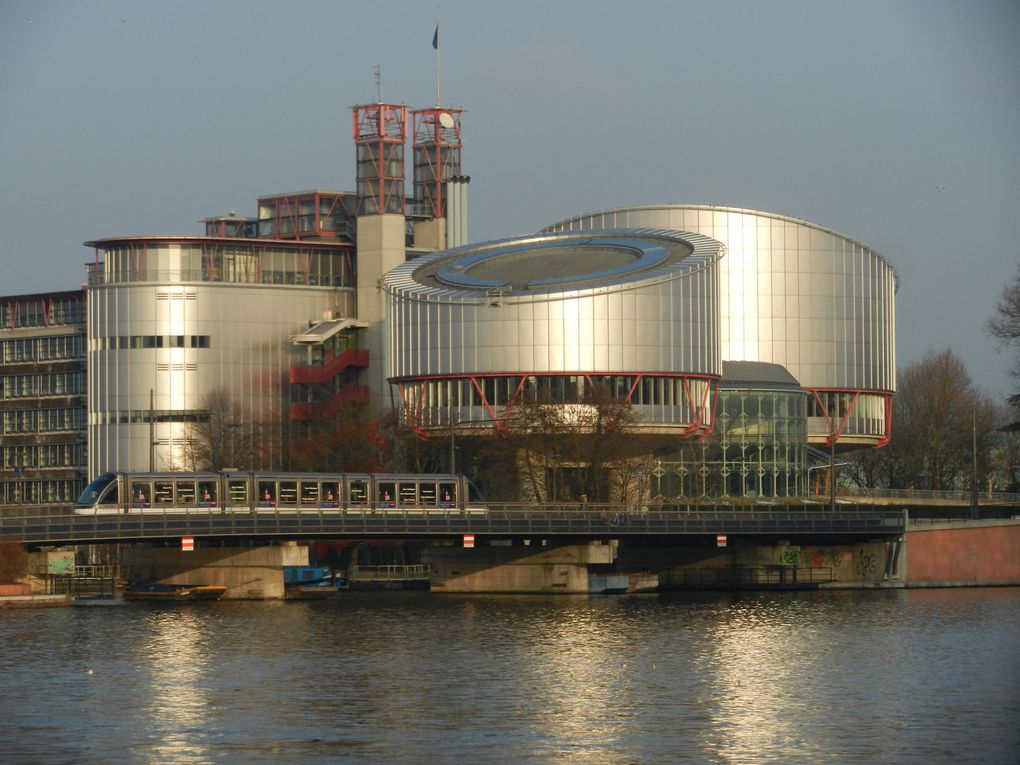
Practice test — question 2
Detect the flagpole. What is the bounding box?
[434,6,441,107]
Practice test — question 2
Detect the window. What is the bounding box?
[132,482,151,506]
[348,480,367,505]
[228,480,247,505]
[192,481,213,505]
[322,481,339,506]
[279,481,298,506]
[399,482,417,506]
[439,483,456,506]
[154,481,174,503]
[300,482,319,505]
[420,483,437,507]
[176,481,195,504]
[258,481,276,506]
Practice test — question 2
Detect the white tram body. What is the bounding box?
[75,471,486,515]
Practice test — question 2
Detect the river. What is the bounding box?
[1,588,1018,764]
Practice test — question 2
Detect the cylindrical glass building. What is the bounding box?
[383,228,725,437]
[544,206,897,448]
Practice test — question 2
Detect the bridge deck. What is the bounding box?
[0,505,911,545]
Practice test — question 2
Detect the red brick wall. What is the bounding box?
[906,523,1020,585]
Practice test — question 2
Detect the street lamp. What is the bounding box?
[448,410,495,474]
[830,412,837,512]
[971,408,979,519]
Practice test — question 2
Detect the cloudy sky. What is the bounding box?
[2,0,1018,395]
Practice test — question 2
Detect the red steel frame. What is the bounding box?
[256,192,347,241]
[412,107,463,219]
[2,291,84,330]
[393,372,719,439]
[808,388,894,447]
[352,103,409,216]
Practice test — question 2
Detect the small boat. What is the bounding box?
[123,583,227,601]
[283,566,341,599]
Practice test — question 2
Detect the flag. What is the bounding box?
[432,24,438,50]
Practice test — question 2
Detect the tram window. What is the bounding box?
[198,481,217,505]
[322,481,339,506]
[99,483,119,505]
[279,481,298,506]
[420,482,437,506]
[228,480,247,504]
[132,482,151,505]
[154,481,174,503]
[349,480,367,505]
[258,481,275,505]
[439,483,456,506]
[300,482,319,505]
[378,481,395,505]
[399,482,417,505]
[176,481,196,504]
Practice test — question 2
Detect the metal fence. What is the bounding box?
[662,566,836,588]
[0,505,913,546]
[44,565,118,598]
[349,564,431,582]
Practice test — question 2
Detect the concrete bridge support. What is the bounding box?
[119,543,310,600]
[426,541,619,593]
[617,538,901,589]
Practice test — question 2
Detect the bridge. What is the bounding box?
[0,504,918,547]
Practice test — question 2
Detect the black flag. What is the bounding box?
[432,24,438,50]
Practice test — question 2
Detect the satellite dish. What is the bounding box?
[438,111,455,129]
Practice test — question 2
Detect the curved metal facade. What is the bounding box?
[86,238,354,474]
[383,229,724,434]
[544,206,897,447]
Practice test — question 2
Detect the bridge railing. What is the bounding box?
[0,504,912,544]
[662,566,836,588]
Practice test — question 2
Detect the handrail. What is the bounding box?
[0,505,918,546]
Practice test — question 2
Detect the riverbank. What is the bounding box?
[0,593,70,608]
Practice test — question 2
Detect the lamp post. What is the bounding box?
[449,408,456,474]
[449,411,496,474]
[830,409,837,513]
[971,409,979,519]
[149,388,155,472]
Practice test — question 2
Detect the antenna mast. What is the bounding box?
[373,64,382,102]
[433,6,441,107]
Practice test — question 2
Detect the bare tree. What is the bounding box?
[844,349,999,492]
[290,402,398,473]
[184,389,255,471]
[988,262,1020,379]
[476,386,642,502]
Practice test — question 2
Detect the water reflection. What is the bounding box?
[136,609,215,764]
[0,589,1017,764]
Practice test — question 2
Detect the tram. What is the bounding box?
[75,471,486,515]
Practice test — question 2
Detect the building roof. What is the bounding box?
[720,360,802,390]
[387,228,724,303]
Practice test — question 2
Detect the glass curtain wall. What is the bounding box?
[652,386,807,499]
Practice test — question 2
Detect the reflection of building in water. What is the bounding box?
[140,611,213,763]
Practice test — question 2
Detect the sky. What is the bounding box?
[1,0,1018,396]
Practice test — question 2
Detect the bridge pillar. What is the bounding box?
[119,543,310,599]
[426,541,620,593]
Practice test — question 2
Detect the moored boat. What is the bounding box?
[283,566,341,599]
[123,583,227,601]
